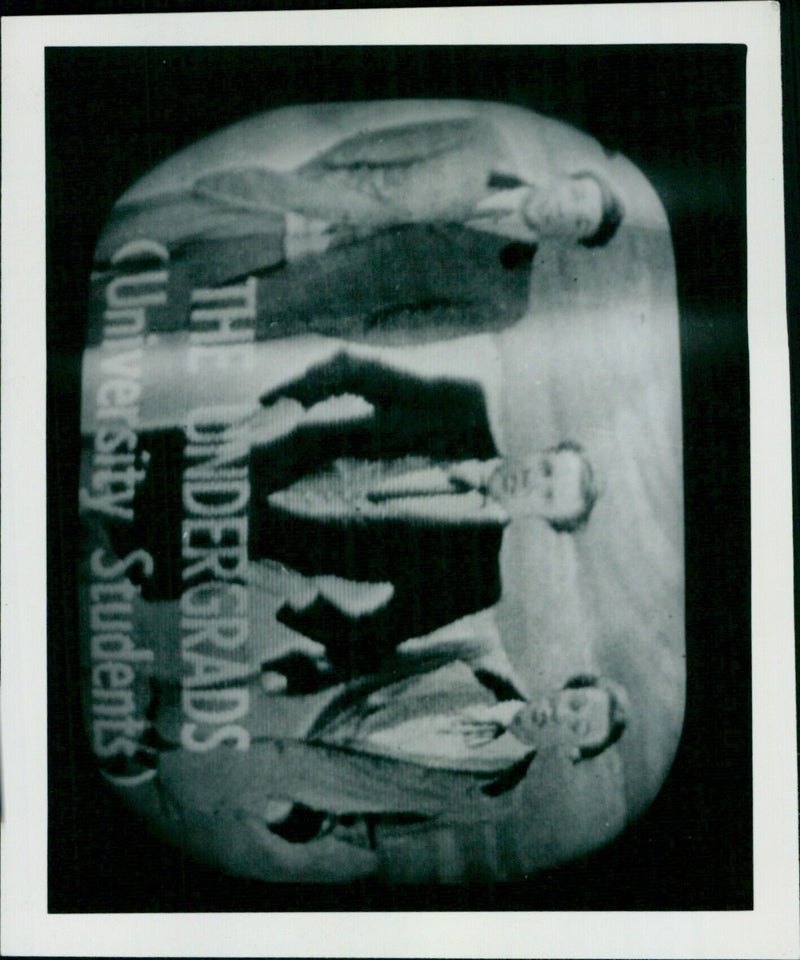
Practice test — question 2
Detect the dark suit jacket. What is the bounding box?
[249,352,505,670]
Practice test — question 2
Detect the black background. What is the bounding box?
[46,44,751,911]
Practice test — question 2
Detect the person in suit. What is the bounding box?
[186,118,624,252]
[91,117,624,347]
[248,351,599,675]
[141,615,629,850]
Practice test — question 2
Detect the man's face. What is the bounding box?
[510,686,613,753]
[553,686,612,753]
[523,175,604,240]
[496,447,588,526]
[533,448,587,525]
[487,448,589,525]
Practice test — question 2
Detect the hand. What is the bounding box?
[233,809,378,881]
[437,713,504,748]
[301,393,375,428]
[311,575,394,618]
[260,650,335,695]
[459,718,505,748]
[261,670,289,694]
[248,398,305,448]
[472,186,532,221]
[467,187,540,244]
[264,799,295,824]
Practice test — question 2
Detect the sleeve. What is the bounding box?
[299,117,495,170]
[194,167,303,214]
[193,164,394,226]
[95,189,287,266]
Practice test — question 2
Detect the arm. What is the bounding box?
[193,165,394,227]
[258,351,498,466]
[248,394,374,451]
[300,118,492,170]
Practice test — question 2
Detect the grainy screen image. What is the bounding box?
[47,45,750,908]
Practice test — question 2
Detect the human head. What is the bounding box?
[575,172,625,247]
[544,441,598,532]
[487,442,598,530]
[559,674,630,758]
[523,172,623,246]
[509,674,630,760]
[530,441,598,532]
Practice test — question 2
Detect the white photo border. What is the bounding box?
[2,3,796,957]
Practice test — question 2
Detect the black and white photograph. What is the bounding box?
[74,82,685,890]
[2,4,797,956]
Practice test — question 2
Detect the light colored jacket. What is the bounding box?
[155,613,534,821]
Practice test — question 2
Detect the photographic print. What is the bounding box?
[52,45,735,896]
[79,92,680,886]
[4,6,795,954]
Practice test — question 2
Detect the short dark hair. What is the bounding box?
[570,172,625,248]
[562,673,630,759]
[545,441,599,533]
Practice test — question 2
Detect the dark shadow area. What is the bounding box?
[47,45,750,910]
